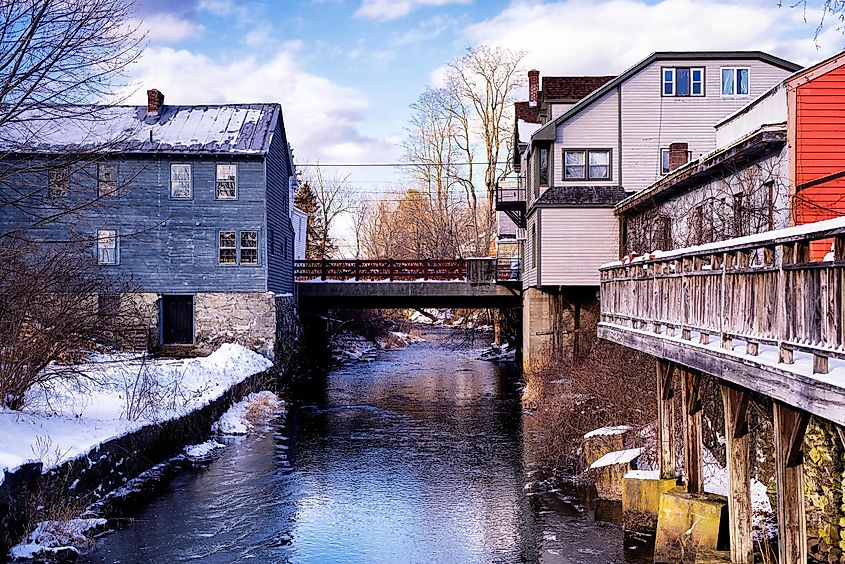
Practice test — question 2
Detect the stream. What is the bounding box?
[83,328,652,563]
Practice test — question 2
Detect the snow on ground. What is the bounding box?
[9,518,107,560]
[333,329,425,363]
[0,343,273,485]
[703,447,772,524]
[211,391,284,435]
[479,342,515,362]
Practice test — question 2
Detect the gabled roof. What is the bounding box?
[531,51,801,142]
[0,103,281,156]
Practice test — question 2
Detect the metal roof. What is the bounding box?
[0,103,281,156]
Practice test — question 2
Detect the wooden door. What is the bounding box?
[162,295,194,345]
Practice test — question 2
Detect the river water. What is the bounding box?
[84,329,651,563]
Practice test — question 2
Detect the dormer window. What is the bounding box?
[662,67,704,97]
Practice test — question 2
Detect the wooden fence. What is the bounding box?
[599,217,845,375]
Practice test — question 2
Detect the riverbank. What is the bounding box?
[0,344,275,559]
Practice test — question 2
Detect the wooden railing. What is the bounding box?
[295,258,515,283]
[599,217,845,375]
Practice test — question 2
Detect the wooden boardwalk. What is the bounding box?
[599,216,845,563]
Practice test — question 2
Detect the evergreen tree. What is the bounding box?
[294,181,324,259]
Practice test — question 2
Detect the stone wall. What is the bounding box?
[194,292,277,358]
[273,294,303,379]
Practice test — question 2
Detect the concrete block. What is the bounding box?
[583,425,632,466]
[621,470,680,533]
[589,448,642,500]
[654,489,729,562]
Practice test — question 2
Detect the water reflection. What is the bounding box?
[84,329,644,563]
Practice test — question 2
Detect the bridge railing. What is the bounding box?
[599,216,845,375]
[296,259,467,282]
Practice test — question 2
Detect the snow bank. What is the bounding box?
[10,518,107,560]
[184,440,226,459]
[212,391,284,435]
[0,344,273,484]
[703,447,772,521]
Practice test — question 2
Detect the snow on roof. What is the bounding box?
[0,104,280,156]
[624,470,660,480]
[590,447,643,469]
[517,119,541,143]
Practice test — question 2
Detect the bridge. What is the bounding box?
[599,216,845,563]
[295,257,522,309]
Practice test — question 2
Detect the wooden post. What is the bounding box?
[321,258,327,281]
[354,259,361,281]
[721,385,753,564]
[656,359,676,480]
[681,367,703,494]
[773,402,810,564]
[388,258,394,281]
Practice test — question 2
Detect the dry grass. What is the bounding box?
[523,338,656,474]
[243,394,283,424]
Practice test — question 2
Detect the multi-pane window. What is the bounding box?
[216,164,237,199]
[721,68,750,96]
[661,149,671,175]
[170,163,192,199]
[539,147,549,186]
[564,149,611,180]
[662,67,704,97]
[240,230,258,265]
[48,166,69,197]
[98,164,117,198]
[97,229,118,264]
[218,230,259,265]
[218,231,237,265]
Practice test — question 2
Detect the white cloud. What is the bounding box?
[462,0,841,78]
[355,0,471,21]
[127,45,396,164]
[138,13,204,43]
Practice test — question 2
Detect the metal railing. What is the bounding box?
[295,257,521,284]
[599,217,845,374]
[494,177,526,210]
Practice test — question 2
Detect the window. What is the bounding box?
[721,68,749,96]
[662,67,704,97]
[219,231,237,265]
[216,164,237,199]
[530,223,537,268]
[49,166,69,197]
[240,230,258,265]
[564,150,586,179]
[564,149,611,180]
[589,150,610,179]
[98,164,117,198]
[170,163,192,199]
[97,229,118,264]
[539,147,549,186]
[661,149,671,175]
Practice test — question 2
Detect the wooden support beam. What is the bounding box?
[681,367,704,494]
[656,359,676,480]
[773,402,809,564]
[722,385,754,564]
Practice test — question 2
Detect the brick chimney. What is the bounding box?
[668,142,689,172]
[528,69,539,107]
[147,89,165,114]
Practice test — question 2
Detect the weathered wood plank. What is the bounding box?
[773,402,809,564]
[681,367,703,494]
[597,323,845,426]
[656,359,676,480]
[722,384,754,564]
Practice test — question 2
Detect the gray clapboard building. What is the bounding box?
[0,90,300,358]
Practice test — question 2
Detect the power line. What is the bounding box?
[296,161,508,167]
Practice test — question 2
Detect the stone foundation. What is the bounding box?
[194,292,277,358]
[654,489,730,562]
[622,471,680,533]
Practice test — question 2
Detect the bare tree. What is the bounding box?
[446,45,524,252]
[303,165,355,259]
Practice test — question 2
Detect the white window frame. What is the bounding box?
[239,230,258,266]
[662,67,704,97]
[215,164,237,200]
[720,67,750,97]
[96,229,118,265]
[661,148,671,175]
[170,163,192,199]
[218,230,237,265]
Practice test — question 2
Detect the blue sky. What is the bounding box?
[130,0,844,249]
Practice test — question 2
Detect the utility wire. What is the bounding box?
[297,161,508,167]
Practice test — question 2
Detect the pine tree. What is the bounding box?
[294,181,324,259]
